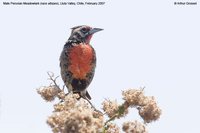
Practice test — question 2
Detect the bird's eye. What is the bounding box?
[81,28,87,33]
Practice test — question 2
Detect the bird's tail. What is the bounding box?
[86,91,91,100]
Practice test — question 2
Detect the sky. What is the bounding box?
[0,0,200,132]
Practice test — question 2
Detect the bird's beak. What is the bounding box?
[88,28,103,35]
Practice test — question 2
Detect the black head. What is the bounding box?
[68,25,103,44]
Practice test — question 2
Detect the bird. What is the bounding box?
[60,25,103,102]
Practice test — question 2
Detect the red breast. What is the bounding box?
[68,43,94,79]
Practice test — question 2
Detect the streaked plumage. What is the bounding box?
[60,25,103,100]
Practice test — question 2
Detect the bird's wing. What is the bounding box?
[60,47,73,89]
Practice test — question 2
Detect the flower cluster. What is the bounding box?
[46,93,104,133]
[122,120,148,133]
[138,97,162,123]
[102,89,161,125]
[105,123,120,133]
[37,85,61,101]
[102,99,119,118]
[37,75,161,133]
[122,89,147,106]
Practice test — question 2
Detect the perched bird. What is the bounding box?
[60,25,103,101]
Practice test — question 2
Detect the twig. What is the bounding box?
[62,85,65,91]
[104,114,118,126]
[47,71,60,89]
[82,97,103,114]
